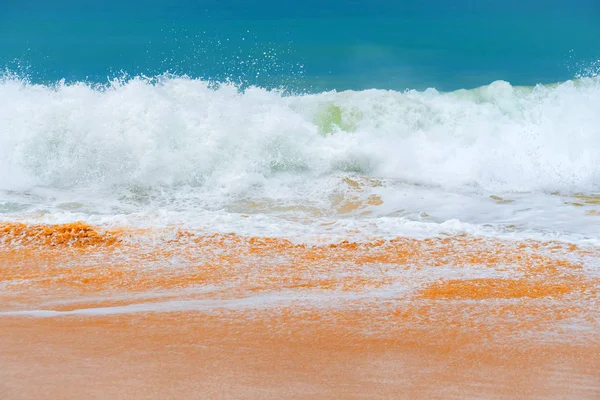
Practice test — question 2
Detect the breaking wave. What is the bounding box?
[1,74,599,196]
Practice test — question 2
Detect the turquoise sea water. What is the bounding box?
[1,0,599,91]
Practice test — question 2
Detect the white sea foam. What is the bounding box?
[1,75,599,241]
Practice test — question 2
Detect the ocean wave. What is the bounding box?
[1,74,599,195]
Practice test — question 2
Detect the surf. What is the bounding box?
[1,74,599,197]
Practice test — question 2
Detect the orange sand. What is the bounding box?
[1,223,599,399]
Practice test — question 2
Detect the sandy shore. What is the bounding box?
[1,223,599,399]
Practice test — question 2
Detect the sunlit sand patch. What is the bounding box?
[419,278,588,300]
[489,194,514,204]
[554,193,600,214]
[341,176,382,190]
[574,194,600,205]
[330,176,384,214]
[0,222,120,247]
[333,194,384,214]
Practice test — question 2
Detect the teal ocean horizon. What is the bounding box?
[1,0,599,91]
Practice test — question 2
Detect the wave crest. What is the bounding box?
[1,75,599,194]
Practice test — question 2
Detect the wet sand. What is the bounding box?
[1,223,599,399]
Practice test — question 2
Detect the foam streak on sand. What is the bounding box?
[1,223,599,398]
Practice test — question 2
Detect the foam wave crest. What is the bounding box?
[1,75,599,194]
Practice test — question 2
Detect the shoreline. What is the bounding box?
[1,223,599,398]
